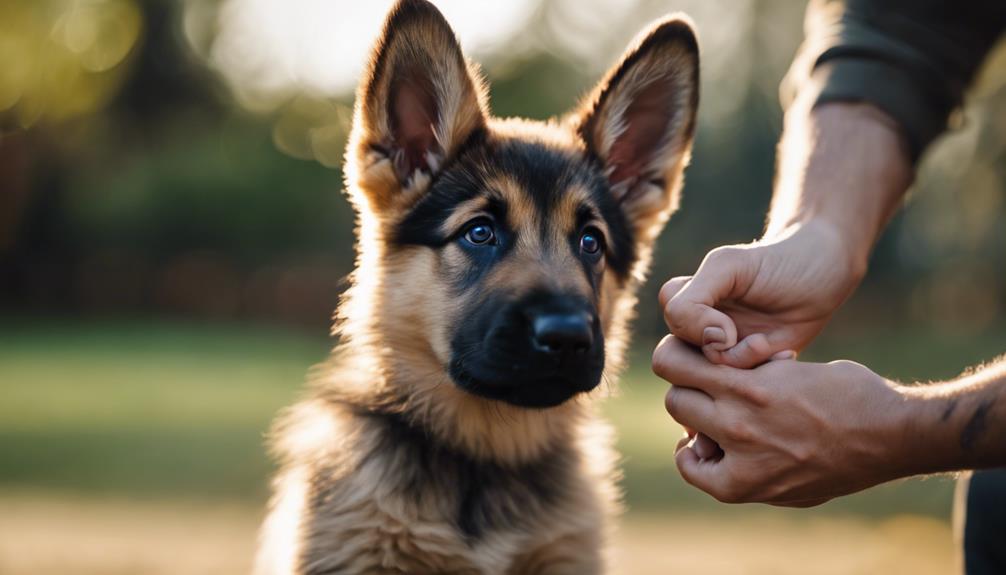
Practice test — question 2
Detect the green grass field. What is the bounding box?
[2,319,1002,573]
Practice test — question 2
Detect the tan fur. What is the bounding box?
[255,2,698,573]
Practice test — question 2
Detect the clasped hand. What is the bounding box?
[652,221,905,506]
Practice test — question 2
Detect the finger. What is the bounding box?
[658,276,691,310]
[704,333,775,368]
[691,432,723,461]
[675,444,732,502]
[664,385,719,436]
[662,248,758,348]
[652,335,738,395]
[771,350,797,361]
[664,295,738,351]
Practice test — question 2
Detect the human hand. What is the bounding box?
[660,102,913,368]
[652,335,908,506]
[660,218,864,368]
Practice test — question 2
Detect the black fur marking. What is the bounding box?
[393,151,488,247]
[960,398,996,451]
[492,138,636,278]
[448,288,605,408]
[394,136,637,285]
[369,410,574,542]
[391,128,490,247]
[449,223,514,293]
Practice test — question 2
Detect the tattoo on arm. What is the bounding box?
[960,398,996,452]
[940,398,959,422]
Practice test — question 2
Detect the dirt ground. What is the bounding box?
[0,493,955,575]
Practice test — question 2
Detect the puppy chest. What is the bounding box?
[302,423,582,573]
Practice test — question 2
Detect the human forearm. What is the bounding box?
[784,0,1006,160]
[895,359,1006,475]
[764,96,914,274]
[766,0,1006,260]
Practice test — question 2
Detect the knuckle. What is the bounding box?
[668,276,690,289]
[789,446,813,466]
[660,277,689,302]
[714,368,743,393]
[722,417,754,444]
[736,382,770,407]
[705,245,742,267]
[826,359,866,379]
[663,298,690,325]
[651,339,677,379]
[664,387,678,415]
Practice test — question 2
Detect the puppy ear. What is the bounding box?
[575,17,699,241]
[349,0,487,211]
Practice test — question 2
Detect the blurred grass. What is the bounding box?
[0,492,955,575]
[0,320,324,499]
[3,318,998,572]
[3,318,1004,511]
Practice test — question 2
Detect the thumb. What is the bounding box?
[662,247,757,350]
[703,333,774,368]
[705,333,799,369]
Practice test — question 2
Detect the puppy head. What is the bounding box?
[343,0,698,410]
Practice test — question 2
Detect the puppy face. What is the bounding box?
[344,0,699,409]
[394,131,633,407]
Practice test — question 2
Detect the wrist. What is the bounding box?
[847,378,918,485]
[765,101,913,270]
[885,383,958,478]
[761,217,869,286]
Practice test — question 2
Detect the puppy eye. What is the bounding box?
[463,220,495,246]
[579,229,603,255]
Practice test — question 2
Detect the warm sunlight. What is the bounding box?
[5,1,1004,573]
[202,0,537,108]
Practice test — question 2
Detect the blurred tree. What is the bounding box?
[0,0,350,326]
[0,0,1002,336]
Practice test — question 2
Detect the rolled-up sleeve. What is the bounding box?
[782,0,1006,160]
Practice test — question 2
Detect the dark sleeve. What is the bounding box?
[781,0,1006,161]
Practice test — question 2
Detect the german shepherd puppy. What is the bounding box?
[255,1,698,573]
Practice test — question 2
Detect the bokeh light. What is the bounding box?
[0,0,141,127]
[1,2,1004,573]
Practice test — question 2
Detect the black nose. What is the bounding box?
[531,312,594,356]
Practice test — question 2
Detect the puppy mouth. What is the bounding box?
[449,362,602,409]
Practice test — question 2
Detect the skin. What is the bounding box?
[652,89,1006,505]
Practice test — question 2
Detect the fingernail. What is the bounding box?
[771,350,797,361]
[702,326,726,347]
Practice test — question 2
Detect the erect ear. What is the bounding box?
[575,16,699,242]
[348,0,487,211]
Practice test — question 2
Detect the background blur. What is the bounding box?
[2,1,1005,573]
